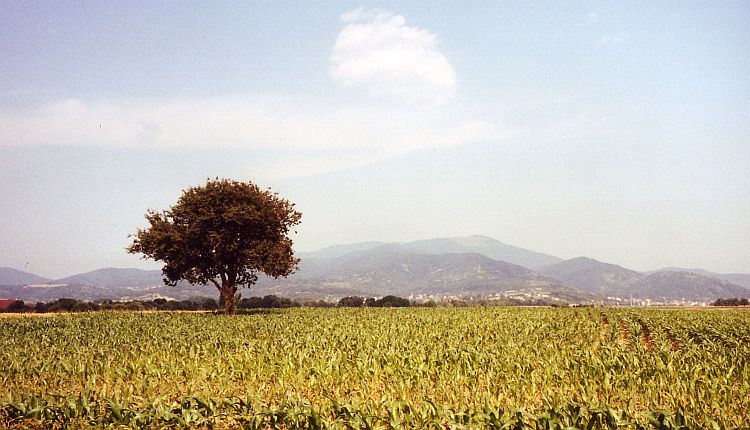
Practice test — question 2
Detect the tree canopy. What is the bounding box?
[127,179,302,314]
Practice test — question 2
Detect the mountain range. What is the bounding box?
[298,236,562,270]
[2,235,748,304]
[540,257,750,302]
[0,267,50,286]
[289,246,584,302]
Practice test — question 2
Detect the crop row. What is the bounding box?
[1,307,747,428]
[2,393,705,429]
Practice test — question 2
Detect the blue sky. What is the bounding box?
[1,1,748,278]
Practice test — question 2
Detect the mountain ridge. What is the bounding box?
[0,267,50,286]
[649,267,750,289]
[540,257,644,297]
[53,267,165,289]
[3,236,749,304]
[301,235,562,270]
[542,258,749,302]
[630,271,749,301]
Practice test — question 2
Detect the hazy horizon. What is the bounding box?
[2,2,748,278]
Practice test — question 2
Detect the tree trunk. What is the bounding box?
[219,284,238,315]
[210,277,239,315]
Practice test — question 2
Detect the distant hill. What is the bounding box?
[650,267,719,277]
[1,267,216,303]
[0,282,218,303]
[629,271,749,302]
[4,235,747,304]
[53,268,164,289]
[540,257,644,297]
[722,274,750,289]
[0,244,589,303]
[298,241,387,260]
[0,267,50,286]
[539,259,750,302]
[258,247,590,303]
[651,267,750,290]
[316,249,543,293]
[402,236,563,270]
[301,235,562,270]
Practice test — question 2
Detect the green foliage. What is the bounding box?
[339,295,411,307]
[127,179,302,314]
[338,296,365,307]
[711,297,749,306]
[367,295,411,307]
[238,295,300,309]
[0,308,748,428]
[0,297,220,313]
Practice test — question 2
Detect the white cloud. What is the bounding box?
[0,96,495,178]
[330,8,457,104]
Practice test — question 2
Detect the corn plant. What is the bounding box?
[0,307,747,428]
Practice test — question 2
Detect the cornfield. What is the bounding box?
[1,307,747,429]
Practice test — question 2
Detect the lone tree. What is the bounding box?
[127,179,302,314]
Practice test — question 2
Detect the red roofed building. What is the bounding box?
[0,299,17,311]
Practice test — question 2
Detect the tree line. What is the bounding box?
[0,297,220,313]
[0,294,573,313]
[711,297,749,306]
[0,294,422,313]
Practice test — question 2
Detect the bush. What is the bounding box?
[338,296,365,307]
[369,295,410,308]
[237,295,300,309]
[712,297,749,306]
